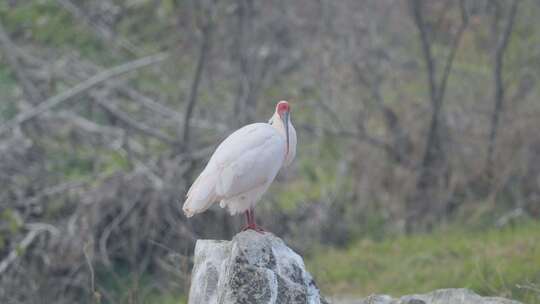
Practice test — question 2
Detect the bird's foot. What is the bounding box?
[241,224,266,234]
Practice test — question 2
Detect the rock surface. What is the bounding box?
[334,288,522,304]
[188,230,328,304]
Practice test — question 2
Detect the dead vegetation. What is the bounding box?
[0,0,539,303]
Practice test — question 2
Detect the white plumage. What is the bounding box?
[182,101,296,228]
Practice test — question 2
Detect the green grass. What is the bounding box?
[147,294,187,304]
[307,221,540,303]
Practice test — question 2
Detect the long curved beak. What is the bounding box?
[282,111,290,154]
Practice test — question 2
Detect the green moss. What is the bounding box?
[146,293,187,304]
[1,209,22,233]
[102,150,132,174]
[308,221,540,303]
[0,66,19,120]
[15,244,25,256]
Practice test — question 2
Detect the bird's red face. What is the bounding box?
[276,101,290,116]
[275,101,291,154]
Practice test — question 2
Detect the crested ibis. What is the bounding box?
[182,100,297,232]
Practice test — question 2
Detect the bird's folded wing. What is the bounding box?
[208,123,285,198]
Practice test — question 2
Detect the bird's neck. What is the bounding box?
[270,112,287,138]
[270,112,296,167]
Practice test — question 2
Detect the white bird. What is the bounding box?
[182,100,296,231]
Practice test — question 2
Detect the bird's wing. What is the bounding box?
[209,123,286,198]
[183,123,285,217]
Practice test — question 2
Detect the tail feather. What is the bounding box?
[182,172,218,217]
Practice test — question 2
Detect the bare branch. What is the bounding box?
[42,51,227,134]
[92,94,178,145]
[410,0,438,108]
[17,179,89,208]
[486,0,519,176]
[437,0,469,102]
[0,52,169,136]
[99,199,140,268]
[120,87,183,121]
[83,242,102,303]
[118,87,228,132]
[407,0,470,229]
[51,111,124,138]
[55,0,140,55]
[516,282,540,295]
[0,224,58,275]
[410,0,469,108]
[352,62,414,168]
[182,7,213,151]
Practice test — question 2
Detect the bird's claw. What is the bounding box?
[241,224,266,234]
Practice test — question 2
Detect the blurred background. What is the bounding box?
[1,0,539,303]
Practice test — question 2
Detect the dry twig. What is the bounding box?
[0,224,59,275]
[0,53,168,136]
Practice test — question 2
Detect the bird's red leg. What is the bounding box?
[247,209,253,226]
[249,209,266,233]
[241,210,251,231]
[241,209,265,233]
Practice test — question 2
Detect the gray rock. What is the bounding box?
[188,230,328,304]
[343,288,522,304]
